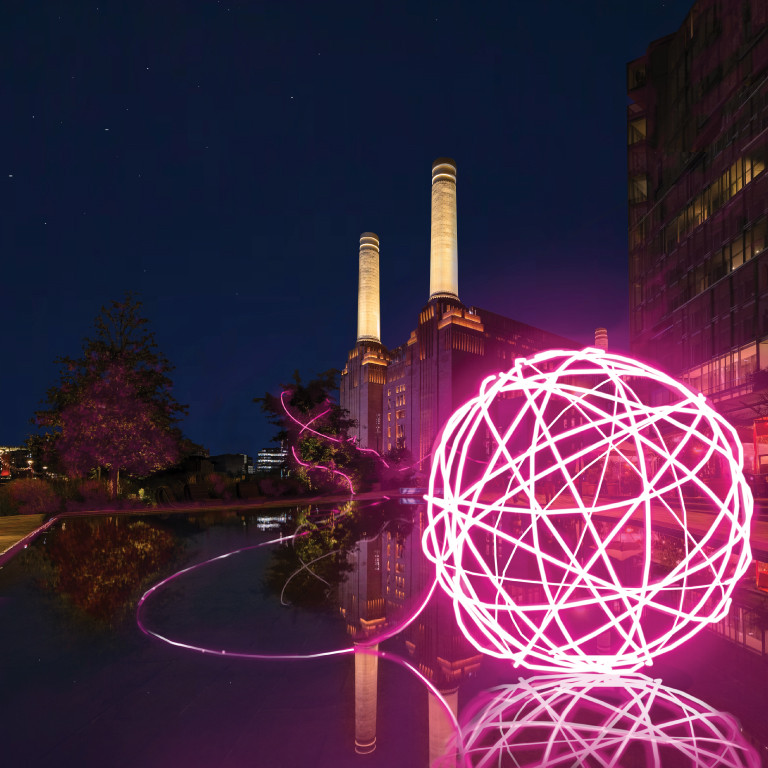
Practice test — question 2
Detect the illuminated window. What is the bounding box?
[628,175,648,203]
[628,118,647,145]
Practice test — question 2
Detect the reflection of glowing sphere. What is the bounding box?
[423,349,752,672]
[451,674,760,768]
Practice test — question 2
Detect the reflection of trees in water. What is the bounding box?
[264,507,354,608]
[264,501,410,609]
[28,516,176,624]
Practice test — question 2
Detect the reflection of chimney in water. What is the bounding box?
[354,646,378,754]
[594,327,608,350]
[429,687,459,768]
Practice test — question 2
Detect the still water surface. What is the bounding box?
[0,500,765,767]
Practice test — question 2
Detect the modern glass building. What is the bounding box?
[628,0,768,438]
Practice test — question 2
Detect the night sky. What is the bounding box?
[2,0,694,457]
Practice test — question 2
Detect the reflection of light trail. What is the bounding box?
[423,348,753,673]
[134,502,460,750]
[280,512,408,607]
[450,673,759,768]
[137,513,437,659]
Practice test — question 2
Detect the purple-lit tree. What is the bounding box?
[57,362,179,496]
[37,294,192,493]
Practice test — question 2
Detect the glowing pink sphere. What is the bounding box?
[423,348,753,673]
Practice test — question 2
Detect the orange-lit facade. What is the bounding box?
[628,0,768,434]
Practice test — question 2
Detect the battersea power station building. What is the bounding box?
[340,158,576,466]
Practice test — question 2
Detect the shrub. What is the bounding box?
[204,472,236,500]
[4,478,60,515]
[64,479,112,512]
[64,478,145,512]
[0,485,19,516]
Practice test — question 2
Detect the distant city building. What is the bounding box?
[256,445,288,476]
[340,158,577,468]
[0,446,31,479]
[627,0,768,450]
[209,453,254,477]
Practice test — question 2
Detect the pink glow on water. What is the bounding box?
[451,673,760,767]
[422,348,753,673]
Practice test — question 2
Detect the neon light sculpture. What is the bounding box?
[423,348,752,672]
[451,674,759,768]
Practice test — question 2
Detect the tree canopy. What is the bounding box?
[255,369,371,492]
[57,362,179,495]
[37,293,188,493]
[37,293,185,431]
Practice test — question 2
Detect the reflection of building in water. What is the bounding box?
[336,500,768,760]
[338,502,481,764]
[339,535,385,637]
[402,506,482,685]
[340,159,576,466]
[338,535,386,754]
[354,648,378,755]
[402,505,482,768]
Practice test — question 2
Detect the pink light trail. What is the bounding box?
[279,389,390,470]
[136,518,438,660]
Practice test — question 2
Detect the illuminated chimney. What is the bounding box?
[354,646,378,754]
[430,158,459,301]
[357,233,381,343]
[594,327,608,350]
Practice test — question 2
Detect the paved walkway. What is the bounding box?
[0,513,45,559]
